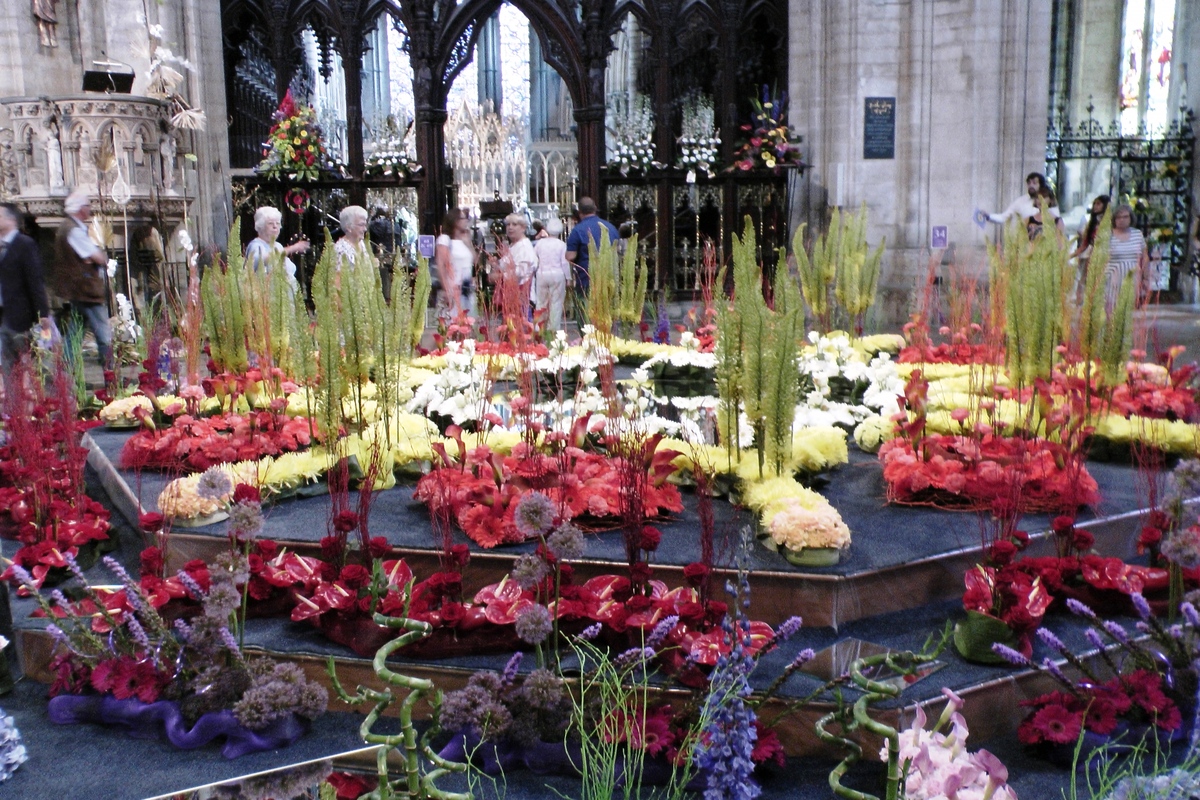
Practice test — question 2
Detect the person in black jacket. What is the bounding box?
[0,203,54,375]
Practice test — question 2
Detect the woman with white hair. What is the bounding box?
[333,205,372,271]
[245,206,309,281]
[533,218,569,331]
[496,213,536,286]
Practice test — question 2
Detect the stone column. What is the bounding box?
[573,104,605,203]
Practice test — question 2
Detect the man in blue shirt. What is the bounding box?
[565,197,618,296]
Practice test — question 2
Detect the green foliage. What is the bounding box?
[997,216,1072,388]
[1077,209,1112,365]
[714,263,744,466]
[310,231,344,440]
[585,229,616,334]
[615,234,649,328]
[1101,272,1136,386]
[201,220,250,373]
[795,204,884,334]
[410,254,432,347]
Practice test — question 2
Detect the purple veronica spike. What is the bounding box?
[8,564,35,589]
[501,652,523,686]
[775,616,803,643]
[1036,628,1069,654]
[1168,624,1185,640]
[173,618,192,640]
[1065,598,1097,619]
[1130,593,1152,620]
[176,570,204,600]
[1136,621,1152,634]
[1103,620,1130,644]
[1084,629,1105,651]
[614,647,655,671]
[1181,602,1200,628]
[1041,658,1068,683]
[127,616,151,651]
[646,615,679,651]
[218,626,243,660]
[102,556,133,585]
[62,552,86,584]
[991,643,1031,667]
[50,589,70,609]
[579,623,602,641]
[790,648,816,670]
[44,623,66,642]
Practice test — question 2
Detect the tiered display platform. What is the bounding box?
[0,422,1174,799]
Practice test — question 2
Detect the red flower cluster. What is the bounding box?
[120,411,313,473]
[880,434,1099,514]
[1018,669,1182,745]
[415,435,683,548]
[0,393,111,590]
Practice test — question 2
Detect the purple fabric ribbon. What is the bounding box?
[48,694,308,758]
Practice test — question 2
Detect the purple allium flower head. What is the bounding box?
[774,616,803,643]
[510,553,549,590]
[1182,602,1200,628]
[646,615,679,651]
[1036,628,1068,654]
[513,492,556,539]
[514,604,553,645]
[1162,528,1200,570]
[196,466,233,501]
[1171,459,1200,499]
[1065,598,1096,619]
[228,500,263,541]
[501,652,524,686]
[176,570,204,600]
[579,623,602,641]
[1131,592,1153,620]
[1103,620,1130,644]
[546,523,585,561]
[991,643,1031,667]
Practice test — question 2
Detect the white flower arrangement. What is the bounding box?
[112,293,142,344]
[794,332,904,429]
[607,93,659,175]
[678,95,721,181]
[406,340,493,425]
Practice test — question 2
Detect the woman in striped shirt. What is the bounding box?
[1103,204,1147,312]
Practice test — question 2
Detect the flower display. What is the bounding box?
[0,712,26,783]
[98,394,157,426]
[728,86,803,173]
[256,90,328,182]
[677,94,721,181]
[121,410,314,473]
[364,115,420,179]
[765,496,851,552]
[884,701,1016,800]
[607,92,659,175]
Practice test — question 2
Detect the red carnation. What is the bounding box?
[333,510,359,533]
[629,562,652,585]
[1138,526,1163,554]
[367,536,392,560]
[683,562,710,588]
[320,535,343,561]
[626,595,653,613]
[638,526,662,552]
[448,544,471,568]
[1051,515,1076,535]
[256,539,279,560]
[1072,529,1095,552]
[339,564,371,590]
[439,602,466,628]
[232,484,261,505]
[987,539,1018,567]
[139,546,164,579]
[139,512,166,534]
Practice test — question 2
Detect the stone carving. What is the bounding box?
[44,120,64,189]
[159,133,176,192]
[32,0,59,48]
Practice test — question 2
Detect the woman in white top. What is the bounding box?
[494,213,536,300]
[1103,204,1148,312]
[533,218,569,332]
[245,206,309,283]
[435,208,477,322]
[334,205,372,271]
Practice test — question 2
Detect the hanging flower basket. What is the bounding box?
[48,694,309,759]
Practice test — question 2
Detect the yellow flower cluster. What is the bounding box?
[741,477,851,551]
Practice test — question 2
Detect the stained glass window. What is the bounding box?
[1120,0,1175,135]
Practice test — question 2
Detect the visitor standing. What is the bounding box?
[52,190,111,370]
[1071,194,1110,302]
[0,203,53,376]
[496,213,536,289]
[245,206,309,282]
[435,209,477,323]
[985,172,1065,240]
[334,205,371,270]
[533,218,569,332]
[369,205,403,302]
[565,197,619,296]
[1103,204,1148,312]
